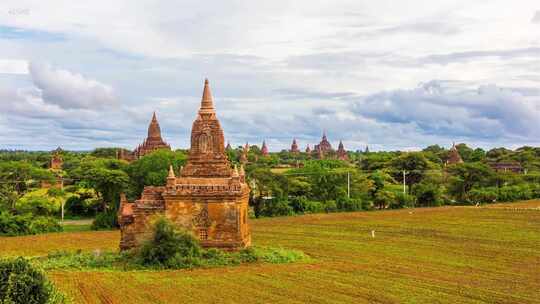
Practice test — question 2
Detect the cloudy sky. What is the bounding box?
[0,0,539,152]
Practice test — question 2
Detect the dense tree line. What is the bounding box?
[1,143,539,231]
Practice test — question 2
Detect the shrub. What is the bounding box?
[390,192,415,209]
[336,197,363,211]
[259,199,294,217]
[0,257,65,304]
[498,185,533,202]
[289,196,309,214]
[65,190,100,217]
[138,218,202,268]
[0,213,62,236]
[28,217,63,234]
[412,183,442,207]
[304,200,325,213]
[374,190,396,209]
[91,211,118,230]
[323,200,337,213]
[468,188,497,204]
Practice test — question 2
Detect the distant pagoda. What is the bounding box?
[290,138,300,154]
[337,140,349,161]
[314,132,333,154]
[261,140,269,156]
[446,142,464,165]
[118,112,171,162]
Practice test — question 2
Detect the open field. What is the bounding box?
[1,201,540,304]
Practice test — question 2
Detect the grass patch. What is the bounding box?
[61,224,91,233]
[33,247,308,271]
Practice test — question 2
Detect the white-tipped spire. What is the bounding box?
[239,165,245,176]
[168,165,175,178]
[233,164,239,177]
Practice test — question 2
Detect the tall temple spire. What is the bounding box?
[200,78,215,114]
[182,78,231,177]
[261,140,269,156]
[147,111,162,139]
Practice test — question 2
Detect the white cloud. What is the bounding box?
[0,59,28,74]
[0,1,539,150]
[29,62,117,109]
[532,11,540,23]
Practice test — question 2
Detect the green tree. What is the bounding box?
[447,162,494,201]
[126,150,187,197]
[389,152,435,193]
[0,162,55,209]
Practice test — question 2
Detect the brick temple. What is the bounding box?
[118,79,251,251]
[261,140,269,156]
[337,140,349,161]
[118,112,171,162]
[446,143,464,165]
[290,138,300,154]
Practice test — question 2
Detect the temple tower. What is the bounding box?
[119,79,251,251]
[337,140,349,161]
[290,138,300,154]
[261,140,269,156]
[446,142,464,165]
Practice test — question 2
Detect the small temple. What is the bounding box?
[337,140,348,161]
[261,140,269,156]
[50,147,63,171]
[118,112,171,162]
[290,138,300,154]
[42,147,63,189]
[446,143,464,165]
[118,79,251,251]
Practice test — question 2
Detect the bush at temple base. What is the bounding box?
[137,217,202,268]
[0,257,66,304]
[35,218,307,271]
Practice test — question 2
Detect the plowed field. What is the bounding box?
[2,201,539,304]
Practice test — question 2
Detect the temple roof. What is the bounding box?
[447,142,464,165]
[199,78,215,115]
[147,112,164,140]
[181,79,232,177]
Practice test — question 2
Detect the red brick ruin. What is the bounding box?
[118,79,251,251]
[337,140,349,161]
[118,112,171,162]
[446,142,464,165]
[290,138,300,154]
[261,140,269,156]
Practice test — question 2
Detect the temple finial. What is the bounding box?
[168,165,175,178]
[200,78,214,111]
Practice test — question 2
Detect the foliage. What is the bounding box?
[391,192,415,209]
[374,190,396,209]
[137,218,202,267]
[90,211,118,230]
[0,212,62,236]
[468,188,498,204]
[447,162,494,200]
[64,188,100,217]
[412,182,442,207]
[126,150,187,198]
[15,189,72,216]
[389,152,436,192]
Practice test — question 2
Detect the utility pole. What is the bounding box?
[347,172,351,198]
[402,170,407,194]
